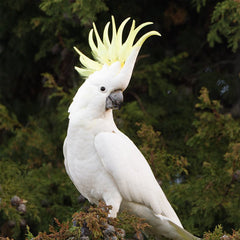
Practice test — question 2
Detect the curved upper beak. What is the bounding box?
[106,90,124,110]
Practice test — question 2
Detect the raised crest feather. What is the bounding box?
[74,16,161,78]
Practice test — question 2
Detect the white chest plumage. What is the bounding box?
[64,111,120,204]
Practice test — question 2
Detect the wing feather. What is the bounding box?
[94,131,182,227]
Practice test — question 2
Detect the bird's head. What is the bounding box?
[70,16,160,119]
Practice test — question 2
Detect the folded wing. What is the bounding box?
[94,131,182,227]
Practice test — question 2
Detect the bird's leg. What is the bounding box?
[103,192,122,218]
[108,205,119,218]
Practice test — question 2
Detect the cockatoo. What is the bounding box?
[64,16,199,240]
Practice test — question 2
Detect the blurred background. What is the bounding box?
[0,0,240,239]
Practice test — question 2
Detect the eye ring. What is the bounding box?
[100,86,106,92]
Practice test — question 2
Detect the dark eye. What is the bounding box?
[100,86,106,92]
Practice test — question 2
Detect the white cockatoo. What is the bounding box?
[64,16,199,240]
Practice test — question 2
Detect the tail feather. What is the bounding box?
[121,201,201,240]
[167,219,201,240]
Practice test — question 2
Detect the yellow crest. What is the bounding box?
[74,16,161,78]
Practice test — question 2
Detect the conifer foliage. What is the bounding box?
[0,0,240,239]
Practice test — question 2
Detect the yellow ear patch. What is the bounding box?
[74,16,161,78]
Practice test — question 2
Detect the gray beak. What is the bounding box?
[106,90,124,110]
